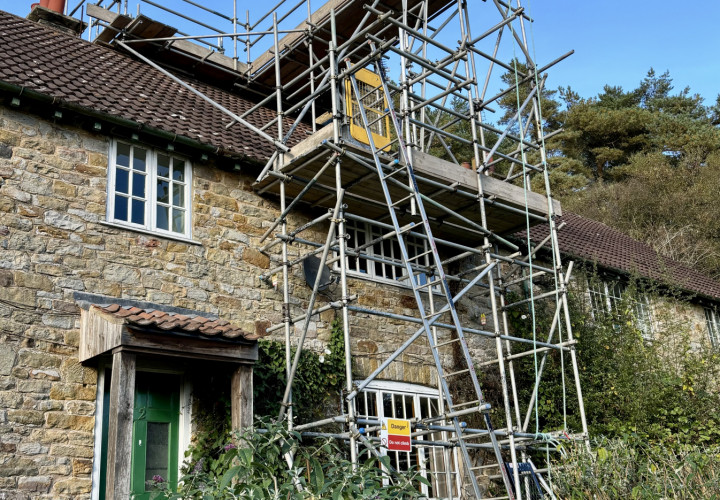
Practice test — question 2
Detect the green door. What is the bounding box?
[130,372,181,499]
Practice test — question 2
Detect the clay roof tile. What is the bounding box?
[91,305,258,342]
[518,212,720,301]
[0,11,308,162]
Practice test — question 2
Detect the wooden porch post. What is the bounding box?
[230,364,253,433]
[105,349,136,500]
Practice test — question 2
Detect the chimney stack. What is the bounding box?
[28,2,87,36]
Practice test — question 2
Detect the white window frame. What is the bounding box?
[588,279,653,339]
[342,219,434,289]
[355,380,460,499]
[106,140,192,239]
[704,307,720,348]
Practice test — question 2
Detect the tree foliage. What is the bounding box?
[499,66,720,277]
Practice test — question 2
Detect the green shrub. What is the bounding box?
[550,437,720,499]
[152,419,426,499]
[510,271,720,446]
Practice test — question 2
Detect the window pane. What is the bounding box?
[157,180,169,204]
[172,183,185,207]
[116,143,130,167]
[404,395,414,419]
[172,208,184,234]
[375,260,383,278]
[132,172,146,198]
[157,155,170,178]
[420,397,430,419]
[156,205,169,231]
[115,168,129,194]
[131,199,145,225]
[357,393,366,416]
[144,422,169,485]
[366,392,377,417]
[172,160,185,181]
[383,392,392,417]
[133,147,147,172]
[393,394,404,418]
[114,195,128,221]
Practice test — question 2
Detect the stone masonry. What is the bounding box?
[0,102,493,497]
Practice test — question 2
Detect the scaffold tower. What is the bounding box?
[81,0,588,497]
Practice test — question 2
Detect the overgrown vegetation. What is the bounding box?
[504,271,720,497]
[550,437,720,499]
[153,419,426,499]
[510,273,720,444]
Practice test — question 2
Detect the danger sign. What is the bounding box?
[380,418,412,452]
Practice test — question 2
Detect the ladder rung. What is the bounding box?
[417,279,442,292]
[381,167,405,180]
[407,248,434,263]
[435,337,461,348]
[443,368,470,378]
[471,463,502,471]
[450,399,480,409]
[390,193,416,207]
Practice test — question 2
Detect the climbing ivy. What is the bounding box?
[254,317,347,421]
[183,318,348,475]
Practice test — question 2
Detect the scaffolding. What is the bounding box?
[80,0,587,497]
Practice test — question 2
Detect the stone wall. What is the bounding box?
[0,105,493,497]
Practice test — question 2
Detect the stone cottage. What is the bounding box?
[0,6,503,498]
[2,3,720,500]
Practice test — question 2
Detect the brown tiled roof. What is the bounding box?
[520,212,720,301]
[0,10,307,162]
[95,304,267,341]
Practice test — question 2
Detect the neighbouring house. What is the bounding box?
[524,211,720,347]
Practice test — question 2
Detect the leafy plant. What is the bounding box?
[550,437,720,499]
[254,318,346,421]
[509,270,720,445]
[153,419,426,499]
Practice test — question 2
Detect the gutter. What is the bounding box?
[0,79,262,167]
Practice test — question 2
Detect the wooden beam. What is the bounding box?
[231,365,253,432]
[105,350,136,500]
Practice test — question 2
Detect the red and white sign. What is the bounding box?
[380,418,412,452]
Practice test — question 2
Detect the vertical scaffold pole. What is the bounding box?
[328,8,359,470]
[273,12,294,431]
[458,0,521,495]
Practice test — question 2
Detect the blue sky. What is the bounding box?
[530,1,720,104]
[4,1,719,104]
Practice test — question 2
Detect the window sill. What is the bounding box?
[343,270,442,295]
[99,221,202,246]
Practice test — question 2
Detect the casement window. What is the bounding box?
[107,141,192,238]
[356,381,460,498]
[704,308,720,348]
[344,219,433,288]
[588,280,653,338]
